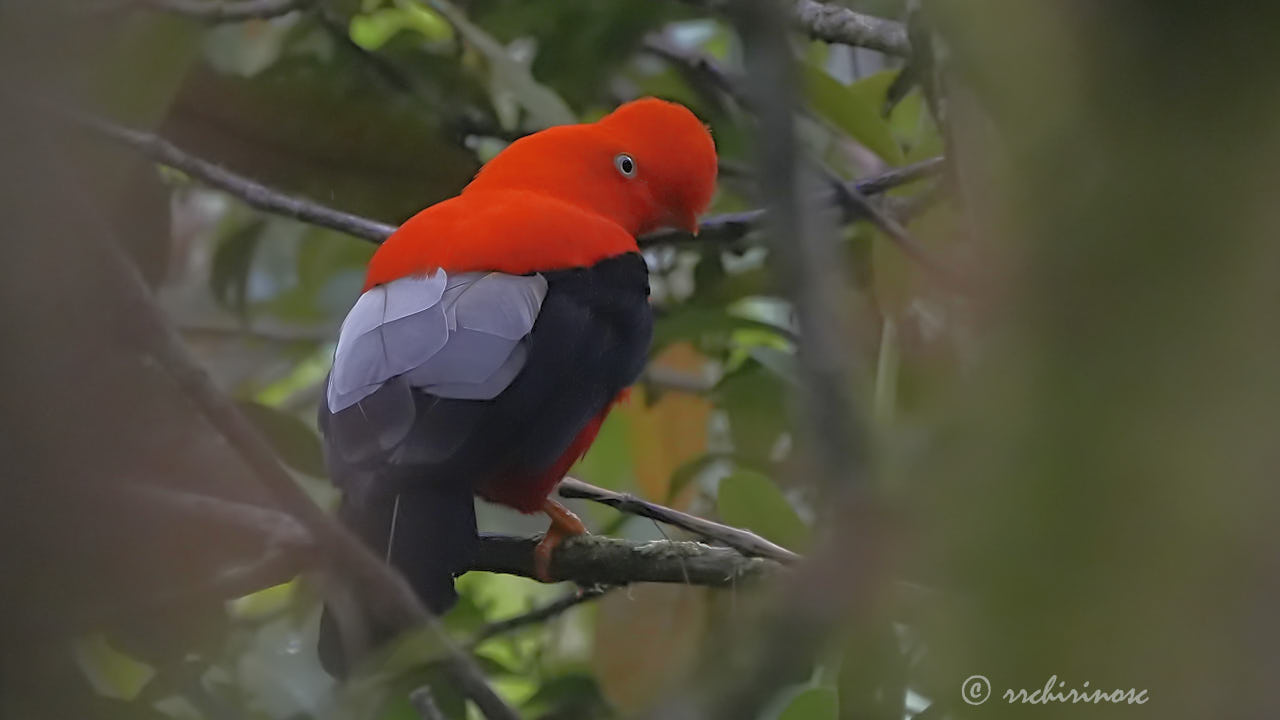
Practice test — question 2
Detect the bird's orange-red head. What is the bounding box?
[365,98,717,287]
[465,97,717,236]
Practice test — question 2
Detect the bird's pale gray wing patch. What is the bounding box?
[405,329,531,399]
[453,272,548,339]
[329,272,450,405]
[326,271,546,412]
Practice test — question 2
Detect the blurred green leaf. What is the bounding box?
[803,65,905,165]
[350,4,452,50]
[210,219,264,318]
[665,452,724,503]
[836,620,905,720]
[421,0,576,128]
[573,409,637,491]
[228,579,297,621]
[654,307,790,354]
[203,17,293,77]
[776,686,838,720]
[73,635,155,701]
[476,0,679,109]
[523,672,610,718]
[714,362,789,465]
[886,89,944,163]
[236,401,325,477]
[717,470,810,550]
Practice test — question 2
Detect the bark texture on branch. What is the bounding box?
[678,0,910,55]
[789,0,909,55]
[472,534,779,587]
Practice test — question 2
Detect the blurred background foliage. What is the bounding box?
[4,0,1277,718]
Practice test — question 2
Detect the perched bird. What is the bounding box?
[316,98,717,673]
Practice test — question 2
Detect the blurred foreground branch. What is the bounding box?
[472,534,779,586]
[95,230,517,719]
[558,478,801,564]
[137,0,313,22]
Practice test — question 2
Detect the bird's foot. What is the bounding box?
[534,498,588,582]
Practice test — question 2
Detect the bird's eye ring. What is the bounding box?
[614,153,636,178]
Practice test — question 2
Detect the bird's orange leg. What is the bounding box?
[534,498,588,582]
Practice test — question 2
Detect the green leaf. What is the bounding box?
[776,686,838,720]
[237,401,326,477]
[573,409,636,491]
[73,634,155,701]
[210,219,264,318]
[714,362,789,466]
[418,0,576,129]
[653,307,790,354]
[803,65,905,165]
[350,5,452,50]
[717,470,810,550]
[228,579,298,620]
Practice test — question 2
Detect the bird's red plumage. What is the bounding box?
[364,97,717,291]
[476,392,626,513]
[364,190,639,291]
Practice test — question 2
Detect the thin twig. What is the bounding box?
[469,586,611,647]
[823,168,961,287]
[638,156,945,248]
[82,117,397,243]
[557,478,801,564]
[642,34,750,108]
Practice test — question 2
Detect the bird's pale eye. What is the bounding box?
[614,153,636,178]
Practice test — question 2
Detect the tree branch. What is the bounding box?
[642,34,750,108]
[677,0,909,56]
[469,586,611,646]
[83,117,397,243]
[789,0,909,55]
[84,116,946,276]
[557,478,801,564]
[140,0,313,22]
[471,534,778,587]
[638,156,945,248]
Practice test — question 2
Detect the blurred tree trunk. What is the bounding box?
[919,3,1280,716]
[0,6,311,715]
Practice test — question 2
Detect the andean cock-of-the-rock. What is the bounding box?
[315,97,717,674]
